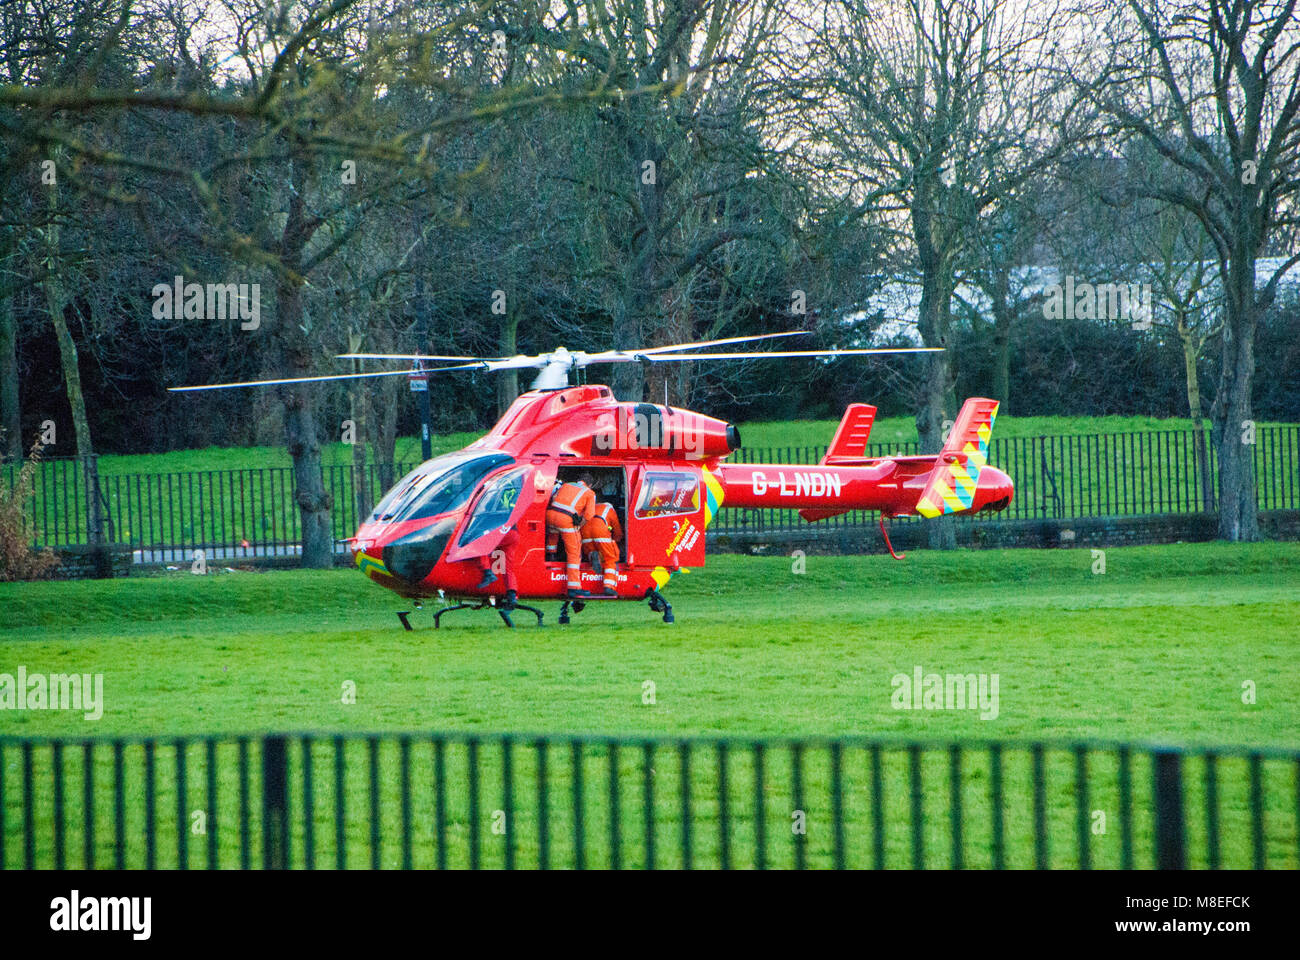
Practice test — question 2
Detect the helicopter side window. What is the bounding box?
[457,466,529,546]
[634,473,700,518]
[372,453,512,523]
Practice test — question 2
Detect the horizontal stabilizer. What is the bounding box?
[821,404,877,464]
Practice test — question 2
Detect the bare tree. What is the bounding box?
[1092,0,1300,540]
[806,0,1089,546]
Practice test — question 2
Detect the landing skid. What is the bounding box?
[398,588,674,628]
[397,597,545,629]
[645,588,674,624]
[556,588,673,625]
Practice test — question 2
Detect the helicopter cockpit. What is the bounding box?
[369,451,513,525]
[366,451,514,586]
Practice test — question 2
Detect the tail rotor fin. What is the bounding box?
[915,398,1000,518]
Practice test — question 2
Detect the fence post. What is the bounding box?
[1153,750,1186,870]
[262,735,289,869]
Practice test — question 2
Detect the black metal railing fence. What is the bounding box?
[2,732,1297,870]
[4,425,1298,557]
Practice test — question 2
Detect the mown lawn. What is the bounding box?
[1,543,1297,868]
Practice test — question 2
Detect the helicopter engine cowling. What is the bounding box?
[584,403,738,461]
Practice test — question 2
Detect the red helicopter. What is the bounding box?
[172,333,1013,627]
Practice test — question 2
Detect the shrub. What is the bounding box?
[0,439,59,581]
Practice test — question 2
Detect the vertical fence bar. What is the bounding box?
[52,741,65,870]
[1032,744,1047,870]
[334,736,346,870]
[642,741,655,871]
[368,736,381,870]
[679,742,691,870]
[1249,753,1265,870]
[468,738,480,870]
[262,735,288,870]
[82,742,94,870]
[871,744,885,870]
[206,739,218,870]
[793,743,807,870]
[990,744,1004,870]
[1153,750,1186,870]
[1074,746,1089,870]
[716,742,729,871]
[400,736,412,871]
[535,740,549,871]
[144,740,156,870]
[501,737,514,871]
[949,745,962,870]
[113,740,124,870]
[753,742,766,871]
[175,741,187,870]
[302,737,315,870]
[608,741,621,870]
[22,742,33,869]
[909,744,923,870]
[1118,745,1133,870]
[830,742,845,870]
[1204,752,1220,870]
[572,741,586,870]
[433,738,446,871]
[238,737,249,870]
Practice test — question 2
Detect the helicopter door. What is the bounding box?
[444,462,547,563]
[625,465,708,569]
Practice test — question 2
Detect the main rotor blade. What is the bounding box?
[636,330,809,354]
[579,331,809,365]
[643,347,942,362]
[168,363,486,392]
[335,353,501,362]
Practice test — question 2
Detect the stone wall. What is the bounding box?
[50,544,135,579]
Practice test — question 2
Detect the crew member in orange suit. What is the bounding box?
[580,500,623,595]
[546,474,596,596]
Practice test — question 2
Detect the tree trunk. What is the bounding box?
[372,376,399,492]
[0,279,19,459]
[990,269,1013,411]
[913,227,957,550]
[42,175,103,551]
[497,310,520,416]
[1180,330,1214,511]
[349,340,370,525]
[277,159,333,568]
[613,128,661,402]
[1213,254,1259,541]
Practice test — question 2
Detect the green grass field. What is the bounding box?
[2,543,1298,868]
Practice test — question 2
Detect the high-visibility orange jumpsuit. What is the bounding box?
[546,481,596,591]
[580,502,623,593]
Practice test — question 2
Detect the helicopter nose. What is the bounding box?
[379,517,457,585]
[976,466,1014,513]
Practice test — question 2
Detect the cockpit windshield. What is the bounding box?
[369,451,513,523]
